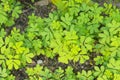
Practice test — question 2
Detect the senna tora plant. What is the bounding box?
[0,0,120,80]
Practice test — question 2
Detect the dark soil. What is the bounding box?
[12,54,96,80]
[32,53,96,72]
[12,68,28,80]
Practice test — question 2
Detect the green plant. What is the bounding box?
[107,58,120,73]
[77,70,94,80]
[1,0,120,79]
[51,0,68,11]
[52,67,64,79]
[26,65,76,80]
[0,67,9,80]
[0,67,15,80]
[0,0,22,27]
[0,28,34,70]
[64,66,76,80]
[25,2,99,64]
[26,65,43,80]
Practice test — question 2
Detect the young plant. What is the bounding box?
[0,67,15,80]
[77,70,94,80]
[0,28,34,70]
[0,0,22,27]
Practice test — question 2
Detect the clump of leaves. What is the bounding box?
[26,65,76,80]
[0,67,15,80]
[0,0,22,27]
[1,0,120,79]
[77,70,94,80]
[0,28,34,70]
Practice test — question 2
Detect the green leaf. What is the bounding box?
[0,29,6,37]
[58,55,69,64]
[0,7,7,25]
[26,53,34,63]
[94,56,104,65]
[50,20,61,30]
[64,66,76,80]
[53,67,64,79]
[61,13,73,26]
[113,74,120,80]
[99,30,110,44]
[94,66,105,77]
[6,55,21,70]
[12,3,22,18]
[51,0,68,11]
[13,60,20,69]
[40,68,52,79]
[6,60,13,70]
[80,55,89,63]
[0,67,8,78]
[0,37,4,47]
[32,39,42,55]
[5,17,15,26]
[77,70,94,80]
[110,36,120,47]
[107,58,120,73]
[12,41,26,54]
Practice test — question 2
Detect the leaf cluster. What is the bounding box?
[0,0,22,27]
[0,0,120,80]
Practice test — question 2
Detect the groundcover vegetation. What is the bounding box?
[0,0,120,80]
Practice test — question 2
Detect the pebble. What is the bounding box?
[37,59,43,64]
[34,0,51,6]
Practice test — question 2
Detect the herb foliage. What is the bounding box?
[0,0,120,79]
